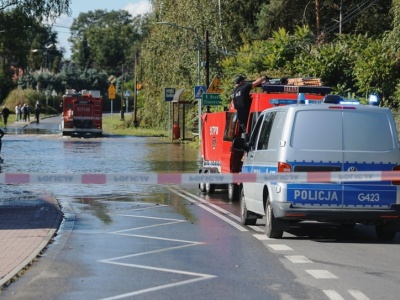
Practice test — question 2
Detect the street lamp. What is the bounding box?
[156,21,202,142]
[32,43,54,72]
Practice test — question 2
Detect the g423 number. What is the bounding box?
[358,193,380,202]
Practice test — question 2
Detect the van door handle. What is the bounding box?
[250,154,254,159]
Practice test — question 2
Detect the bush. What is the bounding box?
[1,88,61,114]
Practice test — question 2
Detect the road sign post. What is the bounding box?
[108,84,116,117]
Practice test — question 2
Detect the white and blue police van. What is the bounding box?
[233,95,400,240]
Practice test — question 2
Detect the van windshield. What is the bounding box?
[291,110,394,151]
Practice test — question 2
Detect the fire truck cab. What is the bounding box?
[199,77,332,201]
[61,89,103,137]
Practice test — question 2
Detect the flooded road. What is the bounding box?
[1,133,201,199]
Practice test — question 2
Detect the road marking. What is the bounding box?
[348,290,370,300]
[177,187,242,222]
[268,244,293,251]
[97,210,216,299]
[167,186,248,232]
[323,290,345,300]
[248,225,264,232]
[285,255,313,263]
[253,234,270,240]
[306,269,338,279]
[99,272,216,300]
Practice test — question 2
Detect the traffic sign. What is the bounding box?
[207,76,224,93]
[202,93,222,106]
[108,75,116,84]
[194,85,207,99]
[108,84,116,100]
[124,90,131,97]
[165,88,175,101]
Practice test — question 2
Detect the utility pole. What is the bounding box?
[205,30,210,113]
[133,50,139,127]
[120,64,125,121]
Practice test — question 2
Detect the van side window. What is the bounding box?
[248,112,259,134]
[249,114,264,150]
[257,112,276,150]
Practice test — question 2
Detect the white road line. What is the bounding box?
[99,273,216,300]
[285,255,313,264]
[176,187,242,222]
[98,210,216,299]
[248,225,264,232]
[268,244,293,251]
[113,220,186,232]
[348,290,370,300]
[323,290,345,300]
[167,186,248,232]
[306,269,338,279]
[101,243,203,261]
[253,234,270,240]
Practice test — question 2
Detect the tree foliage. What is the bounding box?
[69,10,143,75]
[0,0,71,22]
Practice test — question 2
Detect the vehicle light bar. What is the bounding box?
[340,100,360,105]
[270,99,323,105]
[262,84,332,95]
[270,99,297,105]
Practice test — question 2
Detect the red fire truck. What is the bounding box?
[198,77,332,201]
[61,89,103,137]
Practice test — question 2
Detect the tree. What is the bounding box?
[0,0,71,22]
[69,10,141,74]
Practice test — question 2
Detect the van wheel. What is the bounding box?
[240,189,257,225]
[376,225,397,241]
[205,183,215,194]
[199,182,206,194]
[228,183,241,202]
[265,198,283,238]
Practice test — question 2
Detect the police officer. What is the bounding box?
[231,75,267,132]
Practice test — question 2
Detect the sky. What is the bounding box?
[53,0,152,59]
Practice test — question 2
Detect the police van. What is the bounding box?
[233,95,400,240]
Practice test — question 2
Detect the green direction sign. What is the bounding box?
[202,93,222,106]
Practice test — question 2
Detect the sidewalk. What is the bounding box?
[0,120,63,289]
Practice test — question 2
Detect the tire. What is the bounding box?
[265,197,284,238]
[376,225,397,241]
[199,182,206,194]
[205,183,215,194]
[240,189,257,225]
[228,183,241,202]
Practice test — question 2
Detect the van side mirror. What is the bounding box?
[232,137,249,152]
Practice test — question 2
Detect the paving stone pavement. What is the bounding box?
[0,193,63,289]
[0,120,63,289]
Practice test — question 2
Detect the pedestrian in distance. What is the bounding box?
[1,106,10,127]
[15,104,19,121]
[35,101,41,124]
[18,104,22,121]
[231,75,267,133]
[26,104,31,122]
[0,127,4,163]
[22,104,27,122]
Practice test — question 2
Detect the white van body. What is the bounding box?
[239,102,400,240]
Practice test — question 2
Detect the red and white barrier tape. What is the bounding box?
[0,171,400,184]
